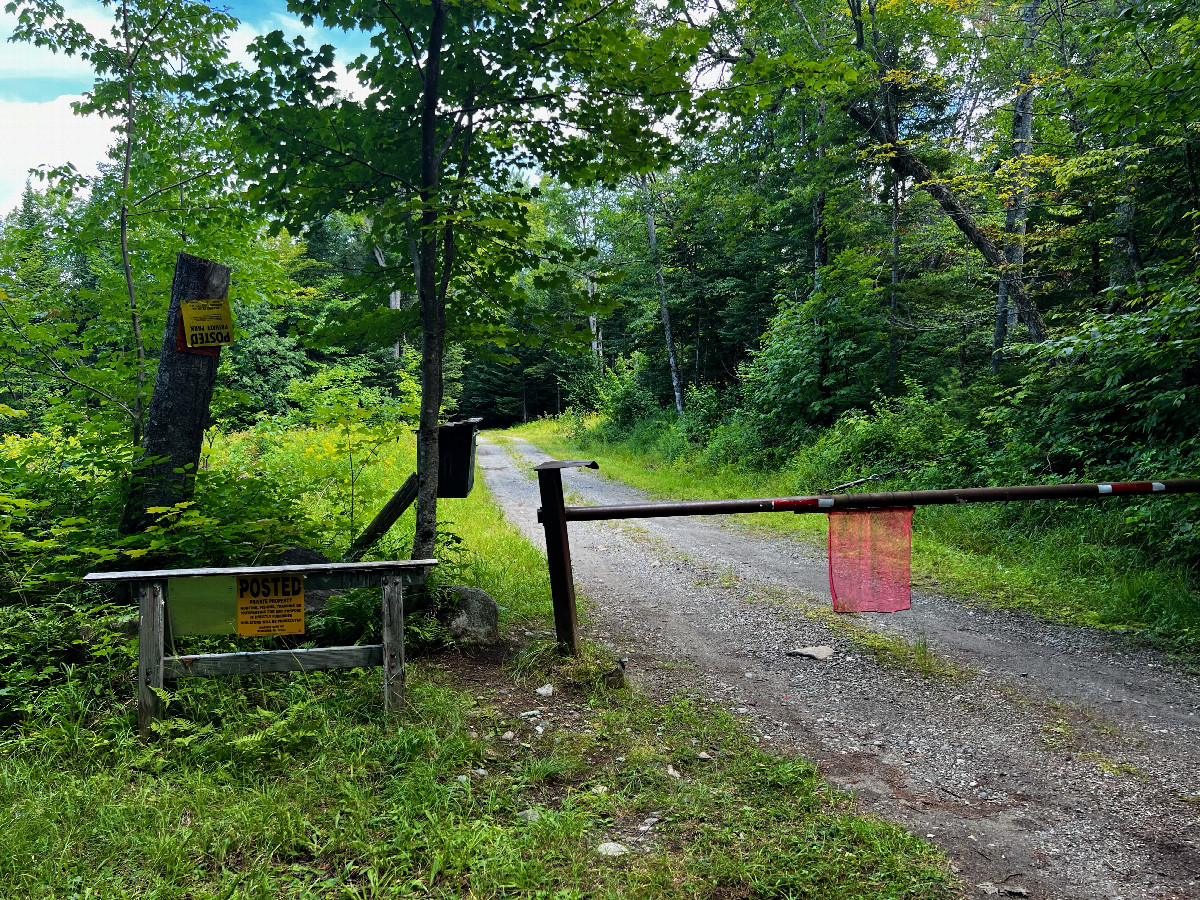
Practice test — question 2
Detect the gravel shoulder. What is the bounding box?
[479,435,1200,900]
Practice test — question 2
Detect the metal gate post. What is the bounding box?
[535,460,597,655]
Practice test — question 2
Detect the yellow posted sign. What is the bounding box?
[236,574,305,637]
[180,297,234,349]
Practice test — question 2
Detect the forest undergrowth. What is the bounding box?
[0,427,954,899]
[507,411,1200,657]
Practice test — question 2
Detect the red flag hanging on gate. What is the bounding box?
[828,508,914,613]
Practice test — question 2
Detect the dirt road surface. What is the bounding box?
[479,436,1200,899]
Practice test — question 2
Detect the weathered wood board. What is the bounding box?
[165,645,383,678]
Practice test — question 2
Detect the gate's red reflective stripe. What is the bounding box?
[1103,482,1158,495]
[773,498,820,510]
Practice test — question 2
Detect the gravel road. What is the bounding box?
[479,435,1200,899]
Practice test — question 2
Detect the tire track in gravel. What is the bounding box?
[479,436,1200,900]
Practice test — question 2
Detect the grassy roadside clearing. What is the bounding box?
[0,428,954,899]
[501,417,1199,650]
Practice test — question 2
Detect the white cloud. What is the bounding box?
[0,0,115,84]
[0,1,370,212]
[0,95,115,212]
[0,37,96,85]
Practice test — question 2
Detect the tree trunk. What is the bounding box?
[846,105,1048,342]
[812,100,829,292]
[412,0,447,561]
[643,177,685,417]
[120,1,146,445]
[1108,191,1145,306]
[120,252,230,535]
[991,0,1039,372]
[587,277,602,361]
[373,243,406,359]
[888,177,901,393]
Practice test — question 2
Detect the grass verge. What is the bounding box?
[0,428,955,899]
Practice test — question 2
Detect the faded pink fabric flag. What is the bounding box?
[827,508,913,613]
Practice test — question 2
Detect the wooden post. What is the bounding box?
[137,580,165,737]
[381,571,405,713]
[537,465,581,655]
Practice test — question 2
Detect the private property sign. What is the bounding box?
[180,297,234,349]
[236,574,305,636]
[165,574,305,637]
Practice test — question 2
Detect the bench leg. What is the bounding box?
[138,580,165,738]
[382,573,405,714]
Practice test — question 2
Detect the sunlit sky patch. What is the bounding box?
[0,0,371,212]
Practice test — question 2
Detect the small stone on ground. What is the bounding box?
[785,645,835,660]
[596,842,630,856]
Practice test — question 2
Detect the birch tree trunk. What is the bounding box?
[991,0,1040,372]
[373,243,406,359]
[642,176,685,417]
[587,277,602,361]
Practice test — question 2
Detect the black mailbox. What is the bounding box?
[421,418,482,498]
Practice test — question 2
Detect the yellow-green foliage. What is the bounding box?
[209,425,552,625]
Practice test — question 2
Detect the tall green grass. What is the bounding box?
[205,424,551,625]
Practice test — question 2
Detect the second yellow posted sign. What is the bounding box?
[180,297,234,349]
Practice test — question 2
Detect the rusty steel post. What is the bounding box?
[535,460,597,655]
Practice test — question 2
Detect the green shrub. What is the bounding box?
[597,352,659,430]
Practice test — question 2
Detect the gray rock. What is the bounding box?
[516,808,540,822]
[277,546,336,615]
[785,645,835,661]
[596,842,630,856]
[447,586,500,648]
[277,545,331,567]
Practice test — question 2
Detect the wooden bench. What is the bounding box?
[83,559,436,737]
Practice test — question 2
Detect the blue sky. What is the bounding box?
[0,0,371,212]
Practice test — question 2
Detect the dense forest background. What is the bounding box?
[1,0,1198,645]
